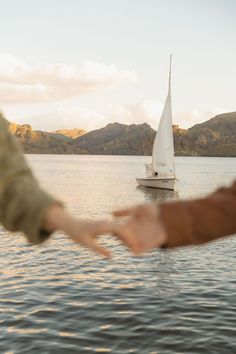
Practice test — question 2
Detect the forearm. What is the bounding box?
[0,113,60,244]
[160,181,236,248]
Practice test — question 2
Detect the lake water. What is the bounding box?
[0,155,236,354]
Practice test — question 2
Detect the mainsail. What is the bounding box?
[147,55,175,178]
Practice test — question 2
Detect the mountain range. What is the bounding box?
[8,112,236,157]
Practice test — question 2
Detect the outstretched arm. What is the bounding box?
[113,180,236,253]
[0,113,115,257]
[160,181,236,248]
[0,113,58,244]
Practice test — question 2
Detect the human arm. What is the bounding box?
[0,113,115,256]
[42,203,114,257]
[0,113,58,244]
[113,180,236,253]
[159,181,236,248]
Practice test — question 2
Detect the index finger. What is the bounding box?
[85,237,112,258]
[113,207,135,218]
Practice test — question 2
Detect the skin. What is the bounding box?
[113,203,167,254]
[42,203,167,258]
[42,204,118,258]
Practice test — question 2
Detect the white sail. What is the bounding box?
[137,55,176,190]
[151,55,175,178]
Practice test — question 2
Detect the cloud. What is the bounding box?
[9,99,223,132]
[0,53,138,103]
[23,100,164,131]
[107,105,226,130]
[106,100,163,128]
[175,107,226,128]
[26,106,104,131]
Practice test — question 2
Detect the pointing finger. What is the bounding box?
[113,208,135,218]
[85,238,111,258]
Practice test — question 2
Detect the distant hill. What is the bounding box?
[73,122,155,155]
[8,111,236,156]
[73,112,236,156]
[53,128,86,140]
[8,123,85,154]
[188,112,236,156]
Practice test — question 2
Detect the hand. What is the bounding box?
[42,204,117,258]
[63,218,116,258]
[113,203,167,254]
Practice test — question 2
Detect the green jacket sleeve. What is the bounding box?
[0,112,60,244]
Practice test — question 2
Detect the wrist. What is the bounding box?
[156,204,168,248]
[42,204,71,233]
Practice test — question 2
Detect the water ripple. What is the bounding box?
[1,156,236,353]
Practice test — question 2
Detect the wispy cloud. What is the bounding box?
[106,100,163,128]
[175,108,226,128]
[24,100,163,131]
[27,106,104,131]
[0,53,138,103]
[6,98,223,132]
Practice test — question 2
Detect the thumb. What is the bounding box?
[113,207,134,218]
[85,238,111,258]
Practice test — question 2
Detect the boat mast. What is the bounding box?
[168,54,172,94]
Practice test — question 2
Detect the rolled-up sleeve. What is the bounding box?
[0,113,61,244]
[160,180,236,248]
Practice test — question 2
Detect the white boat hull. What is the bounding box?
[136,177,175,190]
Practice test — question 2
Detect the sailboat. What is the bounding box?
[136,55,176,190]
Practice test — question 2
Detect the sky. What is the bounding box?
[0,0,235,131]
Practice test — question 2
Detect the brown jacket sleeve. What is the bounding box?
[0,113,61,244]
[159,180,236,248]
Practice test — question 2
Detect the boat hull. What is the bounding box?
[136,177,175,190]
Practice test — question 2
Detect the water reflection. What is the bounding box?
[136,185,179,203]
[1,156,236,354]
[150,250,182,299]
